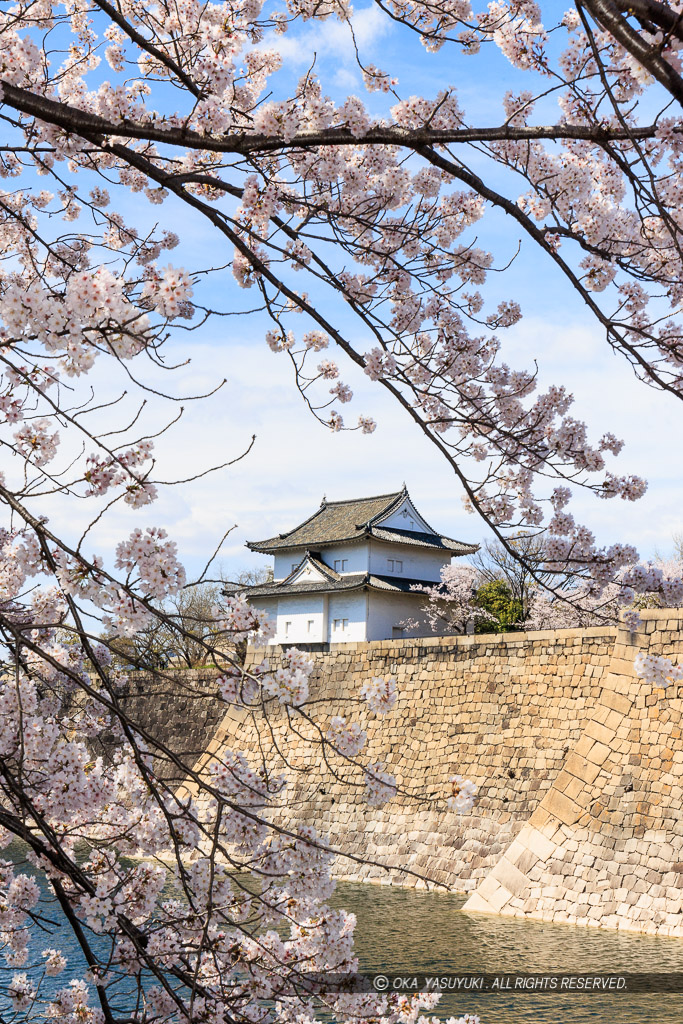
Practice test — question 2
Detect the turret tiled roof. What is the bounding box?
[246,487,477,556]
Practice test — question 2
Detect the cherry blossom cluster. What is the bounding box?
[84,440,157,507]
[411,564,494,634]
[217,664,260,705]
[13,418,59,466]
[326,715,367,757]
[0,267,156,376]
[218,591,275,642]
[524,559,683,631]
[634,652,683,688]
[360,675,398,714]
[364,762,398,807]
[0,0,667,607]
[448,775,478,814]
[0,651,381,1021]
[141,264,194,319]
[114,527,186,599]
[261,654,314,705]
[1,1,682,1020]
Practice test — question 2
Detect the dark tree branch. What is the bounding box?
[0,79,670,153]
[580,0,683,106]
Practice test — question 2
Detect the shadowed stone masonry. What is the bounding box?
[98,668,227,783]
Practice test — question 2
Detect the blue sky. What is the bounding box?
[32,5,683,581]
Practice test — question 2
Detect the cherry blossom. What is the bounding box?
[364,762,398,807]
[327,715,367,757]
[634,651,683,687]
[360,675,398,714]
[8,973,36,1012]
[42,948,67,976]
[0,2,682,1021]
[411,565,493,633]
[261,646,315,705]
[447,775,478,814]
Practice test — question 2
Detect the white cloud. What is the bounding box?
[35,309,683,587]
[264,6,391,69]
[333,66,362,90]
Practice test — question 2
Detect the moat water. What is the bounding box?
[331,882,683,1023]
[5,840,683,1023]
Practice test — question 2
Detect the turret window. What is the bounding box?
[387,559,403,573]
[333,559,348,572]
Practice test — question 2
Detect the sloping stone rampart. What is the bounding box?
[125,612,683,935]
[97,667,226,782]
[188,626,618,893]
[463,610,683,935]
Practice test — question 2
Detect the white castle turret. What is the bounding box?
[237,486,477,645]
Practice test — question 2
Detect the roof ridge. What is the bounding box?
[246,487,478,555]
[375,488,444,534]
[307,552,341,581]
[271,502,333,541]
[281,551,342,584]
[371,525,478,553]
[322,489,403,508]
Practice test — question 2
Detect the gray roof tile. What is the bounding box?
[247,488,476,555]
[370,526,476,555]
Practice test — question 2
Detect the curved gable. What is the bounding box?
[283,553,340,585]
[375,495,432,534]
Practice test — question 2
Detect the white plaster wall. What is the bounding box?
[273,551,306,580]
[249,594,326,644]
[273,543,368,580]
[276,594,326,643]
[369,540,449,582]
[366,591,455,641]
[320,543,369,574]
[327,592,367,643]
[249,589,455,644]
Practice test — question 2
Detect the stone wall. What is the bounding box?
[463,609,683,936]
[126,612,683,935]
[187,626,618,893]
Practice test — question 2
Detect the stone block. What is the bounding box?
[520,825,557,861]
[491,858,530,897]
[585,719,616,745]
[462,892,494,914]
[563,752,601,785]
[574,734,597,759]
[586,740,612,766]
[541,789,583,827]
[600,690,633,716]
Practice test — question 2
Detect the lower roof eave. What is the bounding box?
[243,574,432,599]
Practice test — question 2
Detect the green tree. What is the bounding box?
[470,532,562,620]
[474,580,524,634]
